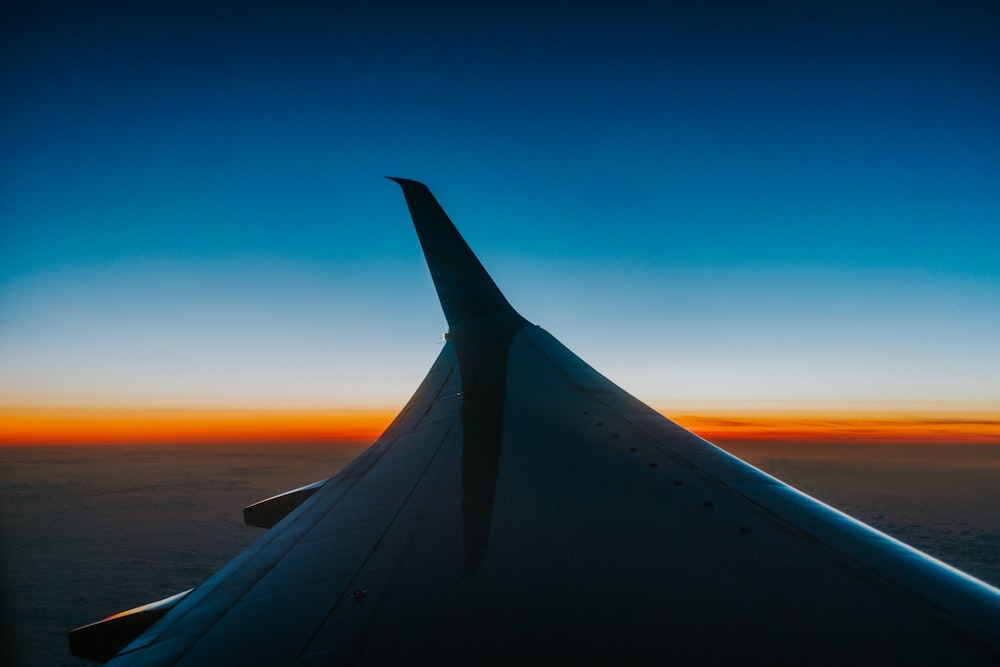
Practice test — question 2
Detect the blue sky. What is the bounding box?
[2,1,998,413]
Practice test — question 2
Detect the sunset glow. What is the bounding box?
[3,405,997,446]
[0,406,395,446]
[3,4,997,449]
[670,410,1000,444]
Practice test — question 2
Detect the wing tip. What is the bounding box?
[385,176,423,189]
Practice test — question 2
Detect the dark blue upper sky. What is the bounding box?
[2,1,998,410]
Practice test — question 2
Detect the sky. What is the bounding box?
[2,1,999,443]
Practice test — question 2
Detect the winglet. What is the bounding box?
[387,178,528,331]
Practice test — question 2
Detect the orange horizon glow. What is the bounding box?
[1,405,998,446]
[0,406,397,446]
[669,410,1000,444]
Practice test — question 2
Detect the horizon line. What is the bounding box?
[2,405,998,446]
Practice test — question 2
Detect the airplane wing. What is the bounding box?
[72,179,1000,665]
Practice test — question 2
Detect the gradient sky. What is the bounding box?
[2,2,998,437]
